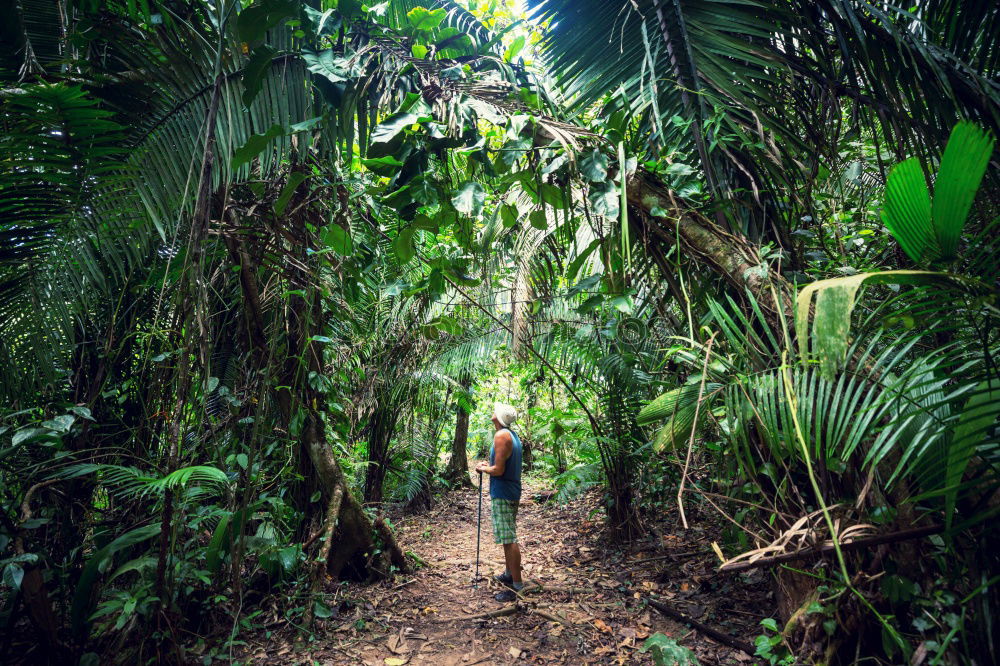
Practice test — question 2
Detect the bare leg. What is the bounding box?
[502,543,522,583]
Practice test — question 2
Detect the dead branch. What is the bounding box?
[531,608,570,626]
[430,603,518,623]
[717,524,944,573]
[647,597,755,656]
[519,584,595,597]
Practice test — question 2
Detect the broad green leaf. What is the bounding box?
[237,0,297,44]
[301,48,355,83]
[796,271,976,378]
[579,149,608,182]
[274,172,308,215]
[497,135,533,168]
[12,427,50,446]
[303,6,340,35]
[610,295,633,314]
[278,544,302,573]
[640,632,700,665]
[42,414,75,432]
[321,224,352,255]
[527,182,567,209]
[665,162,695,177]
[394,227,416,264]
[577,295,603,313]
[434,27,473,54]
[432,315,463,335]
[500,203,518,227]
[206,512,233,576]
[588,180,619,218]
[242,45,276,107]
[881,158,935,263]
[504,34,526,62]
[69,406,95,421]
[3,564,24,590]
[567,273,602,297]
[289,116,325,133]
[233,124,284,170]
[529,210,547,230]
[361,155,404,176]
[407,6,446,31]
[932,122,994,260]
[452,181,485,217]
[421,323,440,340]
[408,176,439,207]
[108,556,157,583]
[411,44,428,59]
[413,213,439,231]
[369,111,418,148]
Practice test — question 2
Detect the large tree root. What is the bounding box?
[302,486,344,630]
[303,422,407,580]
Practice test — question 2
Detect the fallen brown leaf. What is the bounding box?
[593,618,613,634]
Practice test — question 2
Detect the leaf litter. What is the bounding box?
[233,470,770,664]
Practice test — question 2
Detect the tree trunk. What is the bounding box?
[625,169,793,325]
[12,482,63,660]
[225,178,406,582]
[301,413,403,579]
[364,406,399,505]
[521,437,533,473]
[444,380,473,487]
[156,72,223,620]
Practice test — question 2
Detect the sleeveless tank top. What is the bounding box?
[489,428,522,501]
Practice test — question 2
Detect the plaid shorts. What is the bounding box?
[491,498,519,544]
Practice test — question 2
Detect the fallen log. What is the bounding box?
[646,597,755,657]
[717,524,944,574]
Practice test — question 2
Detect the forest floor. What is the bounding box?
[236,468,770,665]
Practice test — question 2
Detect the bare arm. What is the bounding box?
[477,430,512,476]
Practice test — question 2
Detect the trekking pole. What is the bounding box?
[474,470,483,588]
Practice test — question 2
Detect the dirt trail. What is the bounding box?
[242,468,766,665]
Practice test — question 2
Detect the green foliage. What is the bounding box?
[637,383,721,452]
[71,525,161,636]
[2,0,998,662]
[882,122,994,264]
[640,633,700,665]
[754,619,794,665]
[796,270,978,377]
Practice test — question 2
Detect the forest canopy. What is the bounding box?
[1,0,998,663]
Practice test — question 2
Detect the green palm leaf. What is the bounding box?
[932,121,995,260]
[881,159,936,264]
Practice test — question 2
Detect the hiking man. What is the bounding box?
[474,403,524,602]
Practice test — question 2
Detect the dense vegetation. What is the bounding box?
[1,0,998,663]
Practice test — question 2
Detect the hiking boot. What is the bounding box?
[494,589,517,602]
[493,571,513,587]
